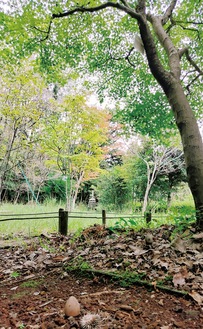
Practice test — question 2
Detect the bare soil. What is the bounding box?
[0,224,203,328]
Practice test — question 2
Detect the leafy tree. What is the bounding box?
[2,1,203,228]
[17,150,51,203]
[40,95,109,210]
[123,141,186,213]
[96,166,130,210]
[139,144,185,214]
[41,177,66,203]
[0,60,52,202]
[156,149,187,207]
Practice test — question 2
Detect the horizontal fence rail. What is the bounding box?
[0,212,58,222]
[0,208,167,235]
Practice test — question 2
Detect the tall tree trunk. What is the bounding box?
[166,81,203,228]
[137,9,203,229]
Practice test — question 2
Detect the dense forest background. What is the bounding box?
[0,62,189,214]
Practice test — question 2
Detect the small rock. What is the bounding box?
[64,296,80,317]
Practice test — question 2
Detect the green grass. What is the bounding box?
[20,280,43,288]
[0,202,59,237]
[0,195,196,238]
[0,202,117,237]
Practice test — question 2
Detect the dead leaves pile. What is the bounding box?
[0,224,203,305]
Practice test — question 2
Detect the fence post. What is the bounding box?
[59,208,68,235]
[144,210,152,224]
[102,209,106,227]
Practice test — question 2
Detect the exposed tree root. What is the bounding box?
[67,267,190,297]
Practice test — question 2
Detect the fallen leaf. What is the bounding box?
[10,286,18,290]
[189,291,203,305]
[158,299,164,306]
[170,236,186,253]
[192,232,203,239]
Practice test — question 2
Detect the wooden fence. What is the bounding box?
[0,208,166,235]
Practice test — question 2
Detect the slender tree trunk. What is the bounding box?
[71,171,85,210]
[142,184,151,215]
[0,177,3,203]
[142,160,158,214]
[167,191,172,209]
[14,190,20,204]
[0,126,18,202]
[65,177,72,211]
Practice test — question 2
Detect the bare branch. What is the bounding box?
[179,48,203,92]
[125,47,136,68]
[179,47,188,59]
[186,73,202,94]
[181,69,196,82]
[174,19,203,25]
[108,45,137,68]
[33,18,53,42]
[177,24,200,39]
[166,19,201,39]
[182,48,203,74]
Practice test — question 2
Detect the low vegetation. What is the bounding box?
[0,193,195,237]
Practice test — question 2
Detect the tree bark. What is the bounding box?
[142,161,157,214]
[165,81,203,228]
[71,170,85,210]
[136,4,203,229]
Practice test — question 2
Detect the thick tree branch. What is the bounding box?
[135,0,146,15]
[162,0,178,25]
[52,2,140,20]
[120,0,130,7]
[143,15,180,81]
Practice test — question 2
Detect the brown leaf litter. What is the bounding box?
[0,224,203,328]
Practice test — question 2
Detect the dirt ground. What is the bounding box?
[0,225,203,328]
[0,269,202,329]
